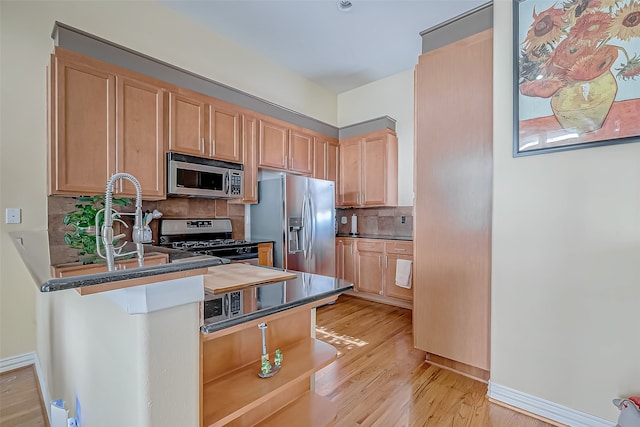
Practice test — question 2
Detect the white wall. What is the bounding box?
[36,287,200,427]
[338,70,415,206]
[491,0,640,422]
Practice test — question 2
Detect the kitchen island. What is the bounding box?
[199,268,352,426]
[9,230,351,427]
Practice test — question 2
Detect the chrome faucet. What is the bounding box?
[96,173,145,271]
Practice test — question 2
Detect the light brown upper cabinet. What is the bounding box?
[338,129,398,207]
[168,88,242,163]
[258,119,313,175]
[116,76,165,199]
[240,114,259,204]
[167,91,206,157]
[49,48,165,200]
[208,100,242,163]
[313,136,339,198]
[337,138,361,206]
[289,129,313,175]
[258,119,289,170]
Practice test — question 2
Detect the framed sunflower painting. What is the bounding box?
[514,0,640,156]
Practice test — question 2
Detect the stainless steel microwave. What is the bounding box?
[203,289,243,323]
[167,153,244,199]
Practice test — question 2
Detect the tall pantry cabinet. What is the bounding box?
[413,18,493,378]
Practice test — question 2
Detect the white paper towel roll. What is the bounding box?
[351,214,358,235]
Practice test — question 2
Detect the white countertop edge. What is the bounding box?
[106,275,204,314]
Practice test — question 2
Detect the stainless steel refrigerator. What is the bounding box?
[250,174,335,276]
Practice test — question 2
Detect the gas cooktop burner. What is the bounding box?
[158,218,260,262]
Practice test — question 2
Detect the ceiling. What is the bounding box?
[158,0,488,94]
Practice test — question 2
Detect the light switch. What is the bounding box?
[5,208,21,224]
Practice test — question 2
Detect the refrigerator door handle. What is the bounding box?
[307,196,315,258]
[301,194,309,259]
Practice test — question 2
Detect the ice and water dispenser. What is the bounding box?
[288,217,303,253]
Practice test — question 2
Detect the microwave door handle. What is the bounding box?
[225,172,230,195]
[224,294,229,317]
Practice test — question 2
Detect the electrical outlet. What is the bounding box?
[401,216,406,224]
[341,216,347,224]
[5,208,21,224]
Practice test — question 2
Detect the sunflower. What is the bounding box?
[563,0,602,21]
[609,1,640,41]
[519,75,567,98]
[568,11,612,43]
[523,5,567,50]
[550,37,597,72]
[598,0,622,10]
[567,45,619,80]
[616,54,640,80]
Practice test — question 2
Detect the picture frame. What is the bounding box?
[513,0,640,157]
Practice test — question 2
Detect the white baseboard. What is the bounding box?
[1,352,52,424]
[488,381,615,427]
[0,351,36,372]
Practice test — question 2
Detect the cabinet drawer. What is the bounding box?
[356,240,384,252]
[385,241,413,255]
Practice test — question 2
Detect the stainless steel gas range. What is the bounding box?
[158,217,258,323]
[158,218,259,264]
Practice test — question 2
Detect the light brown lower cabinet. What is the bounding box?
[383,242,414,302]
[52,253,169,278]
[200,297,339,427]
[258,242,274,267]
[355,240,385,296]
[336,237,413,307]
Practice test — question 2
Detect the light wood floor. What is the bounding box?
[0,297,555,427]
[0,365,48,427]
[315,295,555,427]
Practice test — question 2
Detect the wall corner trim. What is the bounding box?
[419,1,493,54]
[488,381,615,427]
[1,351,52,424]
[338,116,397,139]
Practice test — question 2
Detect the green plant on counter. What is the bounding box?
[63,195,131,264]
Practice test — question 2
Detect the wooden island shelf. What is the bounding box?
[200,292,340,427]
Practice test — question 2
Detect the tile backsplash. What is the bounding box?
[336,206,413,238]
[48,194,411,265]
[47,196,246,265]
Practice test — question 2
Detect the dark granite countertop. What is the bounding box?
[201,270,353,334]
[10,230,229,293]
[335,234,412,241]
